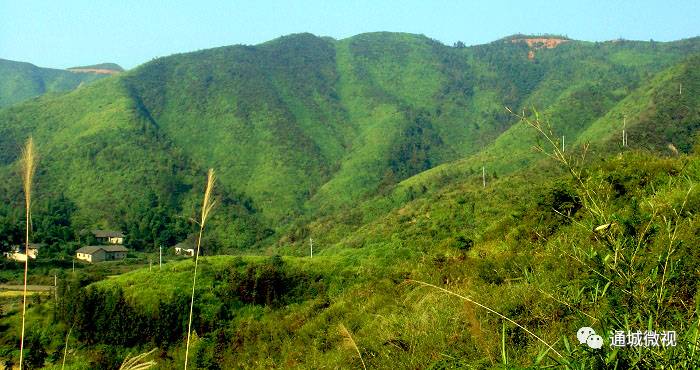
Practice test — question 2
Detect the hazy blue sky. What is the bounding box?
[1,0,698,69]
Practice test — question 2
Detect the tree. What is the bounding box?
[0,215,21,254]
[23,335,47,370]
[33,194,77,245]
[194,340,220,370]
[122,191,189,251]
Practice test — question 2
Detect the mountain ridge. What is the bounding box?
[0,32,698,251]
[0,58,118,108]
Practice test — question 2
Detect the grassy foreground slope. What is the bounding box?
[29,144,700,369]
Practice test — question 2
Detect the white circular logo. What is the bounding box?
[577,327,596,344]
[586,334,603,349]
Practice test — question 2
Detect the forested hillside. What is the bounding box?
[0,59,118,108]
[0,33,698,253]
[0,32,699,368]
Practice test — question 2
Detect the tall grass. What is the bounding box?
[507,107,607,223]
[515,107,700,367]
[407,279,563,359]
[184,169,216,370]
[339,323,367,370]
[18,137,37,369]
[119,349,157,370]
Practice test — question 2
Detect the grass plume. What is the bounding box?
[119,348,157,370]
[338,323,367,370]
[18,137,37,369]
[184,168,216,370]
[407,279,563,359]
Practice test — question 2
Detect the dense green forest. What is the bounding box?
[0,59,118,108]
[0,32,699,368]
[1,33,699,251]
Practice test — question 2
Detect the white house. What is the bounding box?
[174,246,195,257]
[174,238,196,257]
[76,245,128,263]
[4,244,41,262]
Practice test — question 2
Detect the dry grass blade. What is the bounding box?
[61,327,72,370]
[19,136,37,369]
[407,279,563,359]
[119,348,157,370]
[184,169,216,370]
[338,323,367,370]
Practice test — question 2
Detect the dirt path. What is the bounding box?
[0,284,53,291]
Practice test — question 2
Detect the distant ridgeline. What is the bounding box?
[66,63,124,75]
[0,32,698,251]
[0,59,122,108]
[504,34,571,59]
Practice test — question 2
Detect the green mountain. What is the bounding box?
[1,33,698,251]
[1,33,700,368]
[0,58,117,108]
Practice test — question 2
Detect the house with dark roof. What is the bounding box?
[76,245,128,263]
[91,230,125,245]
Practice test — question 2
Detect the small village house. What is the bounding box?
[91,230,125,245]
[76,245,129,263]
[174,246,195,257]
[173,238,196,257]
[4,243,42,262]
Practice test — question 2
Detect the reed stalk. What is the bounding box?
[184,169,216,370]
[18,137,37,369]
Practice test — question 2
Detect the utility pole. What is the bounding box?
[54,274,57,302]
[482,166,486,188]
[159,246,162,270]
[622,117,627,147]
[149,259,152,272]
[562,135,565,152]
[310,238,313,258]
[72,259,75,273]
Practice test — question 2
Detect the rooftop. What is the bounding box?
[76,245,129,254]
[92,230,125,238]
